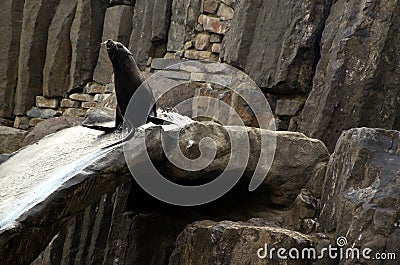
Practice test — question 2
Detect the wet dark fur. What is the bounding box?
[107,40,156,129]
[84,40,171,148]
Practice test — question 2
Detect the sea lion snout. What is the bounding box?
[105,39,115,52]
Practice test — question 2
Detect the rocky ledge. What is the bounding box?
[0,124,399,265]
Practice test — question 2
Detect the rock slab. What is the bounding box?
[300,0,400,152]
[319,128,400,263]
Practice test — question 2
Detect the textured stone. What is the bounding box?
[105,83,115,93]
[221,0,237,8]
[29,118,45,127]
[184,50,212,60]
[93,5,134,84]
[81,102,99,109]
[203,15,230,34]
[0,0,24,117]
[169,220,313,265]
[69,0,109,91]
[300,0,400,152]
[217,2,234,19]
[222,0,331,93]
[319,128,400,261]
[69,93,94,102]
[85,83,106,94]
[13,116,30,130]
[109,0,134,5]
[63,108,87,117]
[93,94,111,103]
[14,0,60,115]
[157,84,195,116]
[0,126,26,154]
[42,0,77,97]
[195,33,210,50]
[36,96,58,109]
[203,0,218,14]
[128,122,329,206]
[83,106,115,126]
[167,0,203,52]
[210,33,222,43]
[129,0,172,69]
[22,116,84,145]
[151,58,182,70]
[275,99,304,116]
[184,41,193,50]
[197,14,205,25]
[211,43,221,53]
[27,107,61,119]
[60,99,81,108]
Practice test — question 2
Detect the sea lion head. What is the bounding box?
[104,39,133,67]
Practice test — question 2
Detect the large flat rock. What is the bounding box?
[169,220,313,265]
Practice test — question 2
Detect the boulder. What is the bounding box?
[26,107,62,119]
[169,220,314,265]
[69,0,109,92]
[129,0,172,69]
[93,5,134,84]
[14,0,60,115]
[83,106,115,126]
[0,0,24,118]
[300,0,400,152]
[126,122,329,206]
[167,0,203,52]
[319,128,400,262]
[42,0,77,97]
[0,126,26,154]
[222,0,331,94]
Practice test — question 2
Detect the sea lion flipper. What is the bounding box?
[82,124,116,134]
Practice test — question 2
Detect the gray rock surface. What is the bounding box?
[14,0,60,115]
[127,122,329,206]
[300,0,400,152]
[167,0,202,52]
[222,0,331,94]
[169,220,314,265]
[93,5,134,84]
[27,107,62,119]
[22,116,84,146]
[129,0,172,69]
[0,0,24,118]
[69,0,109,92]
[0,126,26,154]
[319,128,400,264]
[42,0,77,97]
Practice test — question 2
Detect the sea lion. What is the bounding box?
[84,39,168,137]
